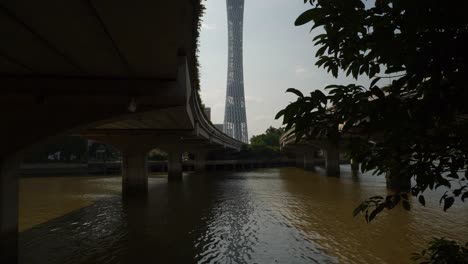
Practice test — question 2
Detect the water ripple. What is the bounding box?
[18,168,468,264]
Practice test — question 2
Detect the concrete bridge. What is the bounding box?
[279,130,357,177]
[280,129,410,192]
[0,0,243,261]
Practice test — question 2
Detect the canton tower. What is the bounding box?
[223,0,248,143]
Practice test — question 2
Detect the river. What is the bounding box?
[18,167,468,264]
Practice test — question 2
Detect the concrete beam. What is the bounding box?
[304,151,317,171]
[167,149,183,181]
[295,153,304,168]
[0,77,176,94]
[85,134,161,195]
[0,77,182,105]
[121,147,149,196]
[194,150,207,172]
[85,129,192,135]
[0,156,20,264]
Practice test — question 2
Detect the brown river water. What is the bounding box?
[18,167,468,264]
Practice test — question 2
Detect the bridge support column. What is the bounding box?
[194,150,207,172]
[351,159,360,176]
[386,170,411,191]
[295,153,304,168]
[168,149,183,181]
[304,151,316,171]
[0,156,20,264]
[122,147,148,196]
[325,145,340,177]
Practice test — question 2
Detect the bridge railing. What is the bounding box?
[180,57,244,150]
[279,127,301,148]
[191,89,244,150]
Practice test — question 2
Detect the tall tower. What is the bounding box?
[224,0,248,143]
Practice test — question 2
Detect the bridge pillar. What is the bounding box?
[304,151,316,171]
[325,145,340,177]
[0,156,20,264]
[168,149,183,181]
[194,150,207,172]
[295,153,304,168]
[121,147,148,196]
[351,159,360,176]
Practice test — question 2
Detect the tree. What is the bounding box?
[250,126,283,147]
[228,127,285,160]
[148,149,168,161]
[276,0,468,262]
[247,126,284,159]
[23,136,88,163]
[88,142,120,161]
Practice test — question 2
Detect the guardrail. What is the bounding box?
[183,58,245,151]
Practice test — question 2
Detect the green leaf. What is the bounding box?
[316,46,327,57]
[462,192,468,202]
[275,109,285,120]
[352,203,365,217]
[370,77,381,88]
[370,87,385,99]
[418,195,426,206]
[331,66,338,78]
[285,88,304,98]
[369,204,385,222]
[295,9,320,26]
[313,33,326,42]
[443,197,455,211]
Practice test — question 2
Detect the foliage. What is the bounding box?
[23,136,88,163]
[249,126,284,158]
[193,1,205,108]
[88,142,120,161]
[277,0,468,218]
[277,0,468,261]
[251,126,284,147]
[411,238,468,264]
[148,149,168,161]
[215,127,285,160]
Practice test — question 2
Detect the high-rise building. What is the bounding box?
[203,107,211,121]
[223,0,248,143]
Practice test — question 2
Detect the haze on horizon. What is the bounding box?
[199,0,373,139]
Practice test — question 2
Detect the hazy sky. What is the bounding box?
[199,0,372,138]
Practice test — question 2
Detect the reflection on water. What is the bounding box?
[19,167,468,264]
[19,176,121,231]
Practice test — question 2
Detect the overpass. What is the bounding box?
[279,130,354,177]
[280,128,411,192]
[0,0,243,261]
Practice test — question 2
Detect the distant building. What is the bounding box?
[204,107,211,121]
[223,0,248,143]
[214,124,224,131]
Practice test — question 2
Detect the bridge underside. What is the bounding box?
[281,142,345,177]
[0,0,201,158]
[0,1,245,262]
[281,138,409,191]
